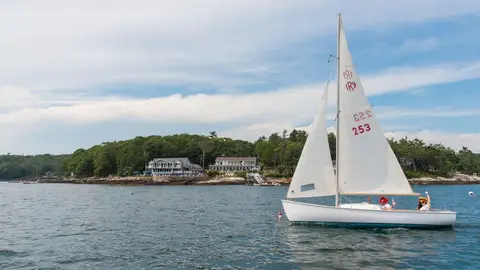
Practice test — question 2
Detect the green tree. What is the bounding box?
[198,139,214,169]
[93,143,118,177]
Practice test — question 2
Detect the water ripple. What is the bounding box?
[0,183,478,269]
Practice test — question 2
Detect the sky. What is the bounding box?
[1,0,480,154]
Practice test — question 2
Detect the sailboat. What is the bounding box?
[281,14,457,229]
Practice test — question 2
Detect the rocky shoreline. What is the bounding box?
[22,175,291,186]
[409,174,480,185]
[11,173,480,186]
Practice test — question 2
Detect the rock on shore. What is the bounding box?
[408,173,480,185]
[195,177,245,185]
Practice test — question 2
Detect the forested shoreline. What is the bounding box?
[1,130,479,180]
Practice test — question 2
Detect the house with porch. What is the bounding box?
[147,158,203,176]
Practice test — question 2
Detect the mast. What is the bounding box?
[335,13,341,207]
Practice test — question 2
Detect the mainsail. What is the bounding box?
[336,18,416,196]
[287,82,337,198]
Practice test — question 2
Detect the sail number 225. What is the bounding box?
[352,124,371,136]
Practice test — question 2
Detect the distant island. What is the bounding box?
[1,130,479,185]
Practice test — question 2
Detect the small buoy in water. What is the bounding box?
[469,191,476,197]
[277,210,283,220]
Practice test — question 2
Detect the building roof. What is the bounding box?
[149,158,191,167]
[215,156,257,162]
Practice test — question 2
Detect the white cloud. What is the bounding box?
[1,0,480,154]
[2,61,480,125]
[1,1,479,110]
[1,0,479,92]
[399,37,440,53]
[0,59,479,153]
[374,107,480,119]
[360,62,480,97]
[220,122,297,141]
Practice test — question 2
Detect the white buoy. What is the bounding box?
[469,191,476,197]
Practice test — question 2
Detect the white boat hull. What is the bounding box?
[281,199,456,229]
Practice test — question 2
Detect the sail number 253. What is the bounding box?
[352,124,371,136]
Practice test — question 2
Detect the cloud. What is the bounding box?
[1,58,479,154]
[220,122,297,141]
[217,105,480,151]
[1,0,480,92]
[1,1,479,109]
[2,61,480,126]
[399,37,440,53]
[1,0,480,154]
[359,62,480,97]
[374,107,480,119]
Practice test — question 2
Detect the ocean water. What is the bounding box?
[0,183,479,270]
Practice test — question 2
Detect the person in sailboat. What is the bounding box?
[418,191,431,211]
[379,196,393,211]
[417,197,427,210]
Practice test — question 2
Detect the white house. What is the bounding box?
[209,157,260,175]
[147,158,203,176]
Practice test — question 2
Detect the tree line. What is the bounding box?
[0,154,68,180]
[0,130,479,180]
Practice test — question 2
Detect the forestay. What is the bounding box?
[287,82,337,198]
[336,20,416,196]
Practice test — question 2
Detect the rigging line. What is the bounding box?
[326,56,337,84]
[325,56,338,122]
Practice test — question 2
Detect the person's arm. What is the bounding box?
[425,191,431,207]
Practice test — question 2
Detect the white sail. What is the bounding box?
[336,19,416,196]
[287,82,337,198]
